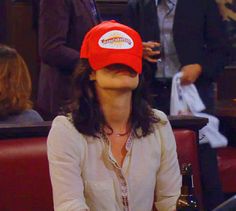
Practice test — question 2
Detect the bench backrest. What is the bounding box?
[0,137,53,211]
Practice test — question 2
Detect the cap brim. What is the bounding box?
[89,53,142,74]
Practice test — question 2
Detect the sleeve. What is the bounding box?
[27,110,44,122]
[154,111,181,211]
[47,116,89,211]
[39,0,80,72]
[202,0,228,80]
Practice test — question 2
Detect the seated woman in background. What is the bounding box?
[0,45,43,123]
[47,21,181,211]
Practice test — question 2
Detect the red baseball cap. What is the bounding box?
[80,20,143,74]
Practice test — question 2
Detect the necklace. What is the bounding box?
[105,128,131,137]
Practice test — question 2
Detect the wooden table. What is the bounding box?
[169,115,208,131]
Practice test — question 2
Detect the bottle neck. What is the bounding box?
[181,174,194,195]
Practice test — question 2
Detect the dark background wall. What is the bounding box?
[0,0,7,43]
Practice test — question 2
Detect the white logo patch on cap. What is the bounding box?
[98,30,134,49]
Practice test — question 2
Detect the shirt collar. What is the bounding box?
[156,0,177,6]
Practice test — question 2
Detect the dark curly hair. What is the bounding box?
[65,59,160,138]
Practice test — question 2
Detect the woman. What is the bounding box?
[47,21,181,211]
[0,45,43,123]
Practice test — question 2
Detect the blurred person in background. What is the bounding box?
[37,0,100,119]
[124,0,227,114]
[0,45,43,123]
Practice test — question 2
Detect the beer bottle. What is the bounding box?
[176,163,199,211]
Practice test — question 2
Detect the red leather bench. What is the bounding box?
[0,137,53,211]
[217,147,236,194]
[0,129,202,211]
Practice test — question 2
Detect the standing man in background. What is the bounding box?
[124,0,227,114]
[123,0,227,210]
[37,0,100,119]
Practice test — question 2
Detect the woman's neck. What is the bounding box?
[97,90,132,132]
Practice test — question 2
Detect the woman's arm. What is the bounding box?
[154,112,181,211]
[47,116,89,211]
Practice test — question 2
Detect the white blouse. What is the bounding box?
[47,109,181,211]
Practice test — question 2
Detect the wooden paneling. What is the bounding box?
[11,0,31,2]
[0,1,7,43]
[96,0,127,20]
[217,66,236,100]
[215,66,236,146]
[4,0,39,103]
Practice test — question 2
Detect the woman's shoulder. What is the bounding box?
[152,109,168,122]
[51,115,88,139]
[48,115,87,149]
[151,109,176,149]
[51,115,76,131]
[47,115,88,163]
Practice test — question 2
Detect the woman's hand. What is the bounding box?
[142,41,160,63]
